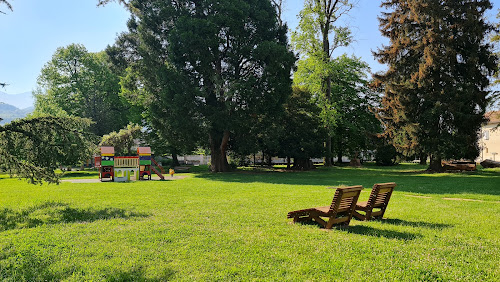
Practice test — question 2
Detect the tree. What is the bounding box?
[374,0,498,172]
[0,0,12,14]
[279,86,325,170]
[0,116,95,184]
[329,55,381,163]
[34,44,131,136]
[292,0,355,166]
[103,0,295,172]
[100,123,143,156]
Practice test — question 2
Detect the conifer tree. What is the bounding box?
[374,0,497,171]
[102,0,295,172]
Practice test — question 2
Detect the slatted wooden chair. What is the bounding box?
[287,186,363,229]
[353,182,396,221]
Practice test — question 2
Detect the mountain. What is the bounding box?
[0,91,34,110]
[0,102,34,125]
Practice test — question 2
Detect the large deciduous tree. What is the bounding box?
[292,0,355,166]
[103,0,295,172]
[34,44,131,136]
[329,55,381,164]
[374,0,498,172]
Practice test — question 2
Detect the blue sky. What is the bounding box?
[0,0,499,96]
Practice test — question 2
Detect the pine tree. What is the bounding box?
[374,0,497,171]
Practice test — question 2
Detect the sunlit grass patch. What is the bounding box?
[0,164,499,280]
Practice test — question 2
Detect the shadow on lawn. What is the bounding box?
[346,225,420,240]
[379,218,452,229]
[107,267,176,281]
[295,221,420,240]
[192,165,500,196]
[0,201,149,232]
[0,245,176,281]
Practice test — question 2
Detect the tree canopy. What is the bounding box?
[105,0,295,172]
[292,0,355,166]
[374,0,498,171]
[33,44,132,136]
[0,116,95,184]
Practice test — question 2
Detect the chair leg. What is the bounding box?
[313,216,328,228]
[353,210,366,221]
[365,210,373,221]
[325,216,338,229]
[376,208,387,219]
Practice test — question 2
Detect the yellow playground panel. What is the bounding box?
[114,157,138,168]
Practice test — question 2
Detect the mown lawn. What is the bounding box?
[0,164,499,281]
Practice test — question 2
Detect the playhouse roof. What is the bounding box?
[101,146,115,154]
[137,147,152,154]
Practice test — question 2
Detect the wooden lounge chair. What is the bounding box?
[287,186,363,229]
[353,182,396,221]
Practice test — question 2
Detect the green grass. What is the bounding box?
[0,164,499,281]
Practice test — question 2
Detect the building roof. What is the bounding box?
[137,147,152,154]
[100,146,115,154]
[486,111,500,124]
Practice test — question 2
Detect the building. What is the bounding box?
[479,111,500,162]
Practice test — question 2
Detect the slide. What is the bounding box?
[151,166,165,180]
[151,157,166,174]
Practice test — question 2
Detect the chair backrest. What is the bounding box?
[367,182,396,208]
[328,186,363,213]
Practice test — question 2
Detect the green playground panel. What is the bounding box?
[101,161,115,166]
[139,160,151,165]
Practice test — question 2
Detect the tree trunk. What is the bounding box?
[429,155,444,172]
[172,151,180,167]
[419,152,427,165]
[292,158,315,170]
[267,154,272,167]
[286,156,291,169]
[325,136,333,166]
[209,130,230,172]
[336,127,343,164]
[336,140,343,164]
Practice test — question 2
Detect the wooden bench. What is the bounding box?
[287,186,363,229]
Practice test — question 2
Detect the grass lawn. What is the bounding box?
[1,164,499,281]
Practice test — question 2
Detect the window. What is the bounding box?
[484,130,490,140]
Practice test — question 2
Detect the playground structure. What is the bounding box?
[94,146,165,182]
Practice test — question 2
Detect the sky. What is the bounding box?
[1,0,500,97]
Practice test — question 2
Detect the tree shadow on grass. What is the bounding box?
[106,267,176,282]
[191,165,500,196]
[0,201,150,232]
[0,245,175,281]
[0,245,63,281]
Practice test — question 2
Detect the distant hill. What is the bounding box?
[0,102,34,125]
[0,91,34,110]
